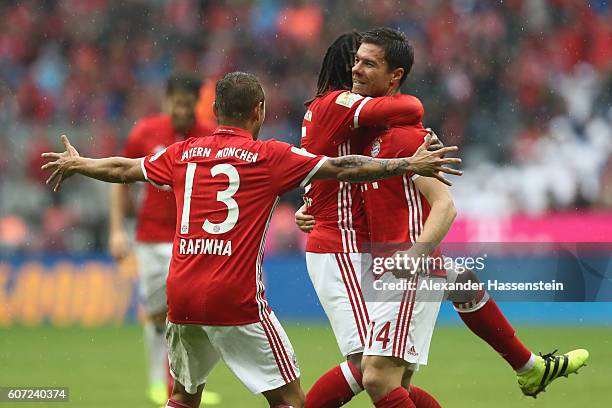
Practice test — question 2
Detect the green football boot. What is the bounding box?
[517,349,589,398]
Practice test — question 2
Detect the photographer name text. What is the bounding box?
[373,279,564,292]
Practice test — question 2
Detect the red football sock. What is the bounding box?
[455,296,531,370]
[305,361,363,407]
[374,387,416,408]
[166,399,192,408]
[409,385,441,408]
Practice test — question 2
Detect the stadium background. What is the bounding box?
[0,0,611,407]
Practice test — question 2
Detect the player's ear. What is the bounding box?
[212,101,219,118]
[391,67,404,85]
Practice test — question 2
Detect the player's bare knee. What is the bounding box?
[362,356,407,399]
[361,357,391,395]
[362,370,384,396]
[447,267,483,304]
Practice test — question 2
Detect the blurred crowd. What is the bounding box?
[0,0,610,253]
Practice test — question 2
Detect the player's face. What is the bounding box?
[352,43,399,97]
[167,90,199,132]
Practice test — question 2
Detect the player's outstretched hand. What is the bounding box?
[410,135,462,186]
[41,134,81,192]
[295,204,315,233]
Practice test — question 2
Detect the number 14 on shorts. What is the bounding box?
[368,321,392,350]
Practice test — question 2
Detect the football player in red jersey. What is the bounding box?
[41,72,461,408]
[107,75,221,405]
[352,29,458,407]
[298,32,446,408]
[296,29,588,407]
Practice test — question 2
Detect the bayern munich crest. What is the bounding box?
[371,137,382,157]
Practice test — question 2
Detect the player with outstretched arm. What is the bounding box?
[108,74,220,406]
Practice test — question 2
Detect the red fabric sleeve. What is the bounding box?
[264,140,328,196]
[356,94,424,128]
[322,91,366,146]
[142,141,183,187]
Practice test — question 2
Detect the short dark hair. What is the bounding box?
[215,72,265,121]
[166,74,202,96]
[308,31,361,104]
[360,27,414,86]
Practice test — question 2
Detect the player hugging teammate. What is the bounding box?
[296,28,589,407]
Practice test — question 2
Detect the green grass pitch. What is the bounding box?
[0,325,609,407]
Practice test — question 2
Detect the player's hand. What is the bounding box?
[389,244,432,279]
[109,229,130,260]
[41,135,81,192]
[388,250,421,279]
[409,135,462,186]
[295,204,315,233]
[425,128,444,151]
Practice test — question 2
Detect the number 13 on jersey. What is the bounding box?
[180,162,240,235]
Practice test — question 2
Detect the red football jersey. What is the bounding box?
[142,126,327,325]
[361,119,446,276]
[123,114,214,242]
[301,90,423,253]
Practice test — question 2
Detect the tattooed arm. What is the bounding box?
[313,136,462,186]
